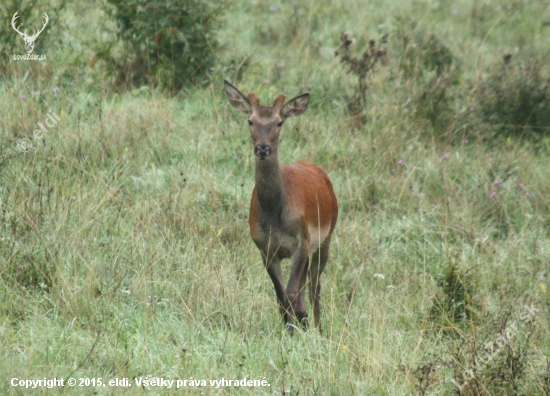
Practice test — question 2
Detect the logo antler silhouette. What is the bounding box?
[11,11,49,54]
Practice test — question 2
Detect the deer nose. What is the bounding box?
[254,144,272,159]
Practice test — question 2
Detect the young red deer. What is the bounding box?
[224,80,338,332]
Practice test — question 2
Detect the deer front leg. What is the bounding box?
[262,254,288,323]
[286,241,310,331]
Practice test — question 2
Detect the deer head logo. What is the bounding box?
[11,11,49,54]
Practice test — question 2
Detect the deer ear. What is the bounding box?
[281,93,310,118]
[224,80,252,114]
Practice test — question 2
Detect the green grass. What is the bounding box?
[1,0,549,394]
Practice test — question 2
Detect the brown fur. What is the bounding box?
[249,162,337,250]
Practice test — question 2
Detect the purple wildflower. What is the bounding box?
[490,188,497,198]
[494,180,501,185]
[52,87,59,93]
[489,157,494,163]
[398,159,403,165]
[464,139,469,144]
[519,183,524,189]
[443,153,450,159]
[19,94,26,99]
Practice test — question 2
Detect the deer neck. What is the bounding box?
[254,153,285,213]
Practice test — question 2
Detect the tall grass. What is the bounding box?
[1,0,549,394]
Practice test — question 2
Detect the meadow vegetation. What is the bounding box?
[1,0,549,394]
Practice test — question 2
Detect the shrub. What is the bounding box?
[393,17,461,132]
[394,18,454,81]
[101,0,227,91]
[476,54,550,137]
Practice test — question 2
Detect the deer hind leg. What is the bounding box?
[296,256,309,329]
[309,238,331,332]
[263,255,288,324]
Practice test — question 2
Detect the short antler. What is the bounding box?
[272,93,286,111]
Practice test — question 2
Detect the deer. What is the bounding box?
[224,80,338,333]
[11,11,49,54]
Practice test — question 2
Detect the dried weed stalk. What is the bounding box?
[335,32,388,128]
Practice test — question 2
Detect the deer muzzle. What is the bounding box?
[254,144,272,159]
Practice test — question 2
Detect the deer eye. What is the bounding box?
[277,121,283,127]
[247,119,253,126]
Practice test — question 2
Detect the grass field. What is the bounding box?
[1,0,550,394]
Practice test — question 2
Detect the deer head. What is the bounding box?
[11,11,49,54]
[224,80,310,160]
